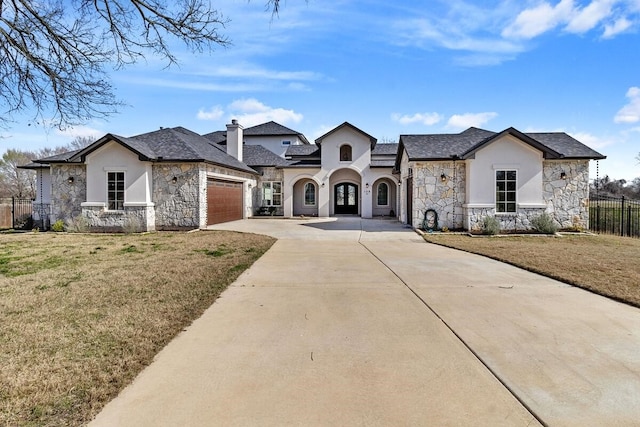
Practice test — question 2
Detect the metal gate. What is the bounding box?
[11,197,33,229]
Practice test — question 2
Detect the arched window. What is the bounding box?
[377,182,389,206]
[304,182,316,206]
[340,145,352,161]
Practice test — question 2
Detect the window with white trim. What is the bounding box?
[262,181,282,206]
[304,182,316,206]
[107,171,125,211]
[377,182,389,206]
[496,170,517,213]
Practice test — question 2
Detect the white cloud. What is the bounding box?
[447,112,498,129]
[227,98,303,127]
[603,16,632,38]
[196,106,225,121]
[207,65,322,82]
[614,86,640,123]
[502,0,575,39]
[566,0,615,33]
[391,112,443,126]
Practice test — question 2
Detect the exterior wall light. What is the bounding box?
[440,173,446,182]
[171,176,178,184]
[67,176,74,184]
[365,183,370,189]
[321,182,325,188]
[560,172,567,180]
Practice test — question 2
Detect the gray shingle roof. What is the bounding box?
[370,160,396,167]
[243,145,290,167]
[244,121,310,144]
[202,130,227,145]
[527,133,606,159]
[64,127,256,174]
[399,127,605,161]
[371,143,399,155]
[286,145,320,156]
[34,149,81,163]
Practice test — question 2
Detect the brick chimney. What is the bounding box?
[226,119,243,161]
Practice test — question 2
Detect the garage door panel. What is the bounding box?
[207,179,243,225]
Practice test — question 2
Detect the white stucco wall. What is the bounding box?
[466,135,544,209]
[320,127,371,174]
[84,141,152,206]
[283,168,323,217]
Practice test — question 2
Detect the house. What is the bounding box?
[26,120,605,232]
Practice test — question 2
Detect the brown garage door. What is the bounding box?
[207,179,243,225]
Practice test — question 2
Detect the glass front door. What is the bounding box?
[334,183,358,215]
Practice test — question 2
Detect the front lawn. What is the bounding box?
[423,233,640,307]
[0,231,275,426]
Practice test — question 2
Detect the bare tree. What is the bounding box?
[0,149,36,198]
[0,1,231,131]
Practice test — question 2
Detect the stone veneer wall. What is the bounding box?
[411,161,466,230]
[82,205,155,232]
[464,160,591,232]
[253,167,284,216]
[543,160,590,229]
[50,164,86,224]
[152,163,202,230]
[465,207,548,232]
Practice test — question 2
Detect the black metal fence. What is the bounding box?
[589,195,640,238]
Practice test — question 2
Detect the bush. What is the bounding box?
[530,213,558,234]
[482,216,501,235]
[66,215,89,233]
[51,219,65,232]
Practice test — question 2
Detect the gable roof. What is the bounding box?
[66,127,257,174]
[244,121,310,144]
[315,122,377,149]
[398,127,606,167]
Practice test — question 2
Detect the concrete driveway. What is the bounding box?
[91,218,640,426]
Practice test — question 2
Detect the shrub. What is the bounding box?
[51,219,65,232]
[482,216,501,235]
[66,215,89,233]
[530,213,558,234]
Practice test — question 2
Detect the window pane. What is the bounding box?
[496,170,516,214]
[348,186,356,205]
[336,187,344,205]
[273,194,282,206]
[304,183,315,205]
[273,182,282,193]
[377,183,388,205]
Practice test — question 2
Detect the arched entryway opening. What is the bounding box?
[372,177,398,217]
[292,178,319,217]
[329,168,361,216]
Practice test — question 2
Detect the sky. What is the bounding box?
[2,0,640,181]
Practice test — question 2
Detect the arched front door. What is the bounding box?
[334,183,358,214]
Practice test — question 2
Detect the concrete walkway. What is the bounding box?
[91,218,640,426]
